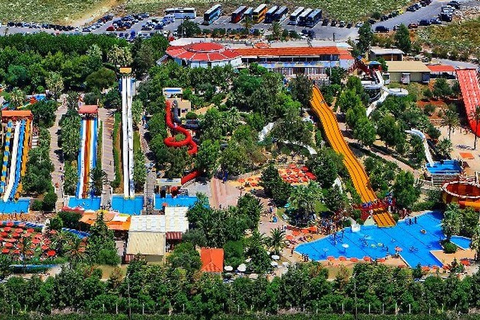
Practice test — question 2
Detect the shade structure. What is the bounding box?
[286,235,294,241]
[237,264,246,272]
[271,255,280,260]
[1,249,8,254]
[4,243,13,248]
[363,256,372,262]
[14,228,23,233]
[32,239,41,244]
[350,257,359,262]
[395,246,402,252]
[224,266,233,272]
[3,227,11,232]
[47,250,56,257]
[271,261,278,267]
[339,256,347,261]
[327,256,335,261]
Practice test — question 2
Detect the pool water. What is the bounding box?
[296,212,471,267]
[425,160,462,175]
[154,194,199,209]
[111,195,144,215]
[0,198,30,213]
[68,197,101,211]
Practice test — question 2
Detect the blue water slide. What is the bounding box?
[89,118,98,197]
[0,121,13,193]
[9,120,26,200]
[76,119,85,198]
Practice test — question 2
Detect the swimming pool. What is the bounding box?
[425,160,462,175]
[111,195,144,215]
[68,197,101,211]
[154,194,199,209]
[296,211,471,267]
[0,198,30,213]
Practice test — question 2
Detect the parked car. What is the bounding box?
[447,1,460,9]
[339,21,345,27]
[419,19,431,26]
[408,23,419,29]
[375,25,389,33]
[106,25,115,31]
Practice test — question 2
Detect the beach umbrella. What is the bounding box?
[377,258,386,263]
[327,256,335,261]
[47,250,56,257]
[461,259,470,266]
[22,233,31,238]
[12,233,19,238]
[5,243,13,248]
[224,266,233,272]
[249,273,259,279]
[350,257,359,262]
[286,235,294,241]
[395,246,402,252]
[1,249,8,254]
[3,227,11,232]
[245,258,252,263]
[342,244,349,249]
[237,264,246,272]
[49,230,57,235]
[271,261,278,267]
[339,256,347,262]
[17,223,25,228]
[32,239,40,244]
[0,232,7,238]
[41,245,49,251]
[301,229,309,234]
[14,228,23,233]
[282,262,290,268]
[363,256,372,262]
[271,255,280,260]
[5,238,16,243]
[6,222,13,227]
[26,228,34,233]
[422,266,430,272]
[12,250,19,255]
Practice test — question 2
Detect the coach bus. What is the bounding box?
[288,7,304,25]
[273,6,288,21]
[253,4,268,23]
[264,6,278,23]
[305,9,322,27]
[297,8,312,26]
[231,5,247,23]
[164,7,196,19]
[244,7,254,21]
[203,4,222,25]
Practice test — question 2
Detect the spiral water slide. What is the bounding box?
[456,69,480,136]
[76,119,86,198]
[164,100,199,184]
[310,86,395,227]
[3,121,22,202]
[121,77,135,198]
[9,119,27,200]
[406,129,434,166]
[0,121,13,193]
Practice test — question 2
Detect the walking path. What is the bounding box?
[138,118,156,214]
[98,108,114,207]
[48,103,67,211]
[209,178,240,209]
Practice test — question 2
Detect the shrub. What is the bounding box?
[424,104,436,116]
[392,213,399,222]
[42,192,57,211]
[31,200,43,211]
[443,241,457,254]
[185,112,197,120]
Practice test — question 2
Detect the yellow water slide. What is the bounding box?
[310,86,395,227]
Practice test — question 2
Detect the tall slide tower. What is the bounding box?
[120,68,135,199]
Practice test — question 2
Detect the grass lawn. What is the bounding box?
[0,0,120,24]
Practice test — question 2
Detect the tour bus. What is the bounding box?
[244,7,254,21]
[203,4,222,25]
[297,8,313,26]
[164,7,196,19]
[289,7,304,25]
[264,6,278,23]
[231,5,247,23]
[253,4,268,23]
[305,9,322,27]
[273,6,288,21]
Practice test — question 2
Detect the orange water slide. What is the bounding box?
[310,87,395,227]
[83,119,92,198]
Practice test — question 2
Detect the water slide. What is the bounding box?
[76,119,86,198]
[9,120,26,200]
[164,100,199,184]
[366,69,408,116]
[0,121,13,193]
[3,121,21,202]
[172,101,200,130]
[406,129,435,166]
[82,119,92,198]
[121,77,129,197]
[456,69,480,136]
[310,86,395,227]
[20,119,30,177]
[126,78,135,197]
[258,122,318,155]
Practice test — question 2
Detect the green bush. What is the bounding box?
[392,213,399,222]
[443,241,457,253]
[423,104,436,116]
[42,191,57,212]
[185,112,197,119]
[111,113,122,189]
[31,200,43,211]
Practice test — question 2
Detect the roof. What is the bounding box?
[130,215,164,232]
[126,231,165,256]
[166,42,240,62]
[200,248,224,272]
[428,64,456,73]
[386,61,431,73]
[164,207,189,233]
[370,47,404,55]
[233,46,350,58]
[79,211,131,231]
[456,69,480,136]
[1,110,32,118]
[78,105,98,115]
[129,208,189,233]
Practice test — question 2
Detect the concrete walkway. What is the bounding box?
[138,118,156,214]
[48,103,67,211]
[98,108,115,207]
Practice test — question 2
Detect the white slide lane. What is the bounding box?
[406,129,435,166]
[77,119,87,198]
[3,121,20,202]
[126,77,135,198]
[122,77,129,197]
[366,70,409,116]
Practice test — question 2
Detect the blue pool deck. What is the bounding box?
[111,195,144,215]
[154,194,199,209]
[68,197,101,211]
[0,198,30,213]
[296,211,471,268]
[426,160,462,175]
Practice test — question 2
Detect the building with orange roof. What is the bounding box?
[200,248,224,273]
[166,42,242,68]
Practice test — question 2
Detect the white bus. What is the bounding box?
[289,7,304,25]
[164,7,196,19]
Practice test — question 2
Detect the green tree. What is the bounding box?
[133,151,146,191]
[65,236,87,269]
[87,212,120,265]
[353,115,376,146]
[107,44,132,68]
[441,108,460,140]
[357,22,373,53]
[9,87,25,108]
[289,74,313,107]
[167,242,201,276]
[433,78,452,99]
[195,139,220,178]
[470,226,480,261]
[471,105,480,150]
[85,67,116,91]
[288,181,323,222]
[392,171,419,209]
[177,20,201,37]
[131,99,143,127]
[63,161,78,195]
[45,72,64,99]
[327,67,346,86]
[307,148,343,188]
[442,203,461,241]
[89,166,107,196]
[30,100,57,128]
[271,22,282,40]
[377,115,404,149]
[42,191,57,211]
[323,185,347,212]
[60,111,81,161]
[268,228,285,255]
[394,24,411,53]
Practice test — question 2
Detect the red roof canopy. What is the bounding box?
[200,248,224,273]
[2,110,33,118]
[233,46,348,57]
[428,64,456,73]
[78,105,98,115]
[166,43,240,62]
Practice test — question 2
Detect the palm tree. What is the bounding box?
[288,181,323,223]
[471,105,480,149]
[242,16,253,32]
[441,108,459,140]
[471,226,480,261]
[19,236,32,274]
[268,228,286,255]
[90,166,108,196]
[272,22,282,40]
[442,203,461,242]
[65,236,87,269]
[9,88,25,108]
[51,230,70,257]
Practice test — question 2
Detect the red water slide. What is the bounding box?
[456,69,480,136]
[164,100,199,184]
